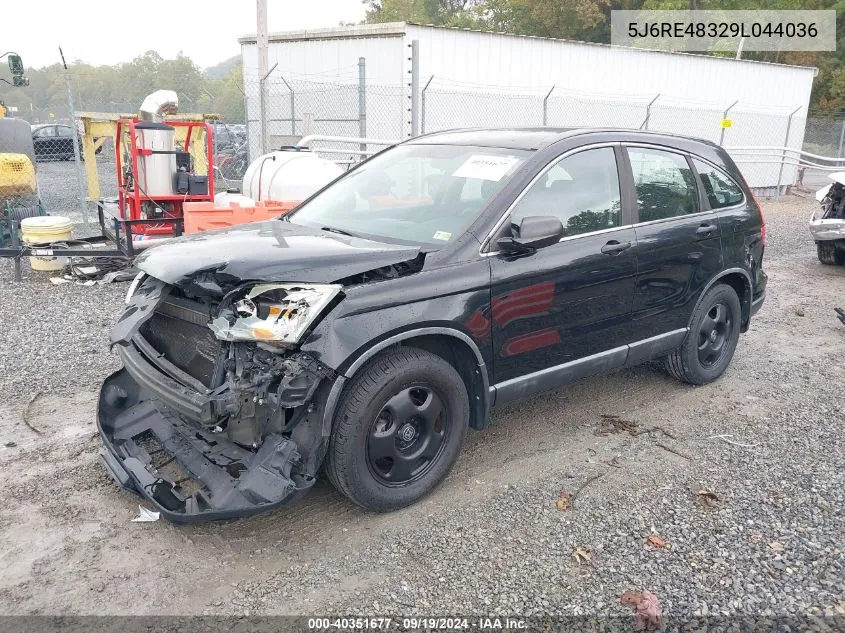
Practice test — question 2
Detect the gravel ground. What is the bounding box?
[0,195,842,623]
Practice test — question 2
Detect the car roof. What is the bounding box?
[407,127,720,153]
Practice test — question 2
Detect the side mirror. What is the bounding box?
[496,215,564,254]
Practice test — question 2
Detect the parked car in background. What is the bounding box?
[811,172,845,265]
[31,124,99,161]
[99,128,767,523]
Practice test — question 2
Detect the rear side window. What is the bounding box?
[693,159,744,209]
[56,126,73,138]
[627,147,699,222]
[510,147,622,238]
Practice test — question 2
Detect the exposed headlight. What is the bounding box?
[209,283,341,345]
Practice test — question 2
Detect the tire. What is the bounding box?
[817,242,845,266]
[325,346,469,511]
[665,283,742,386]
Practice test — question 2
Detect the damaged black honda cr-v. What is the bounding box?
[99,129,767,522]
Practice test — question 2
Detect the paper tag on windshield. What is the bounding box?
[453,155,519,181]
[432,230,452,241]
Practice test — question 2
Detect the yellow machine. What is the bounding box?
[0,152,37,199]
[0,55,38,212]
[0,116,38,207]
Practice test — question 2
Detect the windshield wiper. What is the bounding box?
[321,226,356,237]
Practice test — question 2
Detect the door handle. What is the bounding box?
[600,240,632,255]
[696,223,718,236]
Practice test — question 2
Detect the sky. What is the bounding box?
[0,0,368,70]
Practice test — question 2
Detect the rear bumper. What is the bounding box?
[97,361,313,524]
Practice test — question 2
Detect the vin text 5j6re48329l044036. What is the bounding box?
[97,128,767,522]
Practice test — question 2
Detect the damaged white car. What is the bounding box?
[812,172,845,265]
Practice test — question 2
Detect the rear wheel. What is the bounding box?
[665,283,741,385]
[325,346,469,511]
[817,242,845,265]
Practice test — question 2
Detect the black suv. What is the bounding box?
[99,129,767,522]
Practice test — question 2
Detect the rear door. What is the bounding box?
[489,144,638,402]
[624,145,723,346]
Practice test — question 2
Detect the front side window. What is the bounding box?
[34,127,56,138]
[693,159,744,209]
[289,144,528,247]
[510,147,622,238]
[628,147,699,222]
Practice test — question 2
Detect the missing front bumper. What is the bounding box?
[97,368,312,523]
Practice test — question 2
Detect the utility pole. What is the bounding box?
[257,0,269,154]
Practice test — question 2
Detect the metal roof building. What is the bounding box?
[239,22,817,189]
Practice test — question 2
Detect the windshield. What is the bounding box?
[287,144,529,247]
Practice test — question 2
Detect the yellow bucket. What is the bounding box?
[20,216,73,272]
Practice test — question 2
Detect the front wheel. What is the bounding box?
[325,346,469,511]
[665,283,741,385]
[817,242,845,266]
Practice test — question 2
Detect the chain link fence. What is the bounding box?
[242,72,404,171]
[4,59,845,240]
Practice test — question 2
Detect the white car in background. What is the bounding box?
[812,172,845,265]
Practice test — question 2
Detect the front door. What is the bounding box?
[489,145,637,404]
[624,145,723,342]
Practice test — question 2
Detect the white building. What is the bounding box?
[239,22,817,190]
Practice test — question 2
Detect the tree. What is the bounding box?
[364,0,472,24]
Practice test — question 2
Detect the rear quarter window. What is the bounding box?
[693,159,744,209]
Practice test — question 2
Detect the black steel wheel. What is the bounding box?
[367,385,448,486]
[325,346,469,511]
[696,302,732,368]
[665,283,741,385]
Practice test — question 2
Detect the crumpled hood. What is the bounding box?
[135,220,420,285]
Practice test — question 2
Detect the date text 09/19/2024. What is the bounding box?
[307,617,528,630]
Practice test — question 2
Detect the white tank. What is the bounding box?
[242,150,342,203]
[214,191,256,207]
[136,121,176,196]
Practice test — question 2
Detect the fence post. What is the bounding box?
[358,57,367,153]
[542,85,555,126]
[278,74,295,137]
[60,47,88,228]
[421,75,434,134]
[409,39,420,137]
[719,100,739,146]
[640,94,660,130]
[776,106,801,201]
[259,63,277,154]
[838,119,845,159]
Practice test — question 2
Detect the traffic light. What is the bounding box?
[6,54,29,87]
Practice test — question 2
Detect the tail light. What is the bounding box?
[753,193,766,245]
[740,173,765,246]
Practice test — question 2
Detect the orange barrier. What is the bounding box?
[183,200,299,235]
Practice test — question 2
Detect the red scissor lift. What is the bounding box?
[110,118,215,246]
